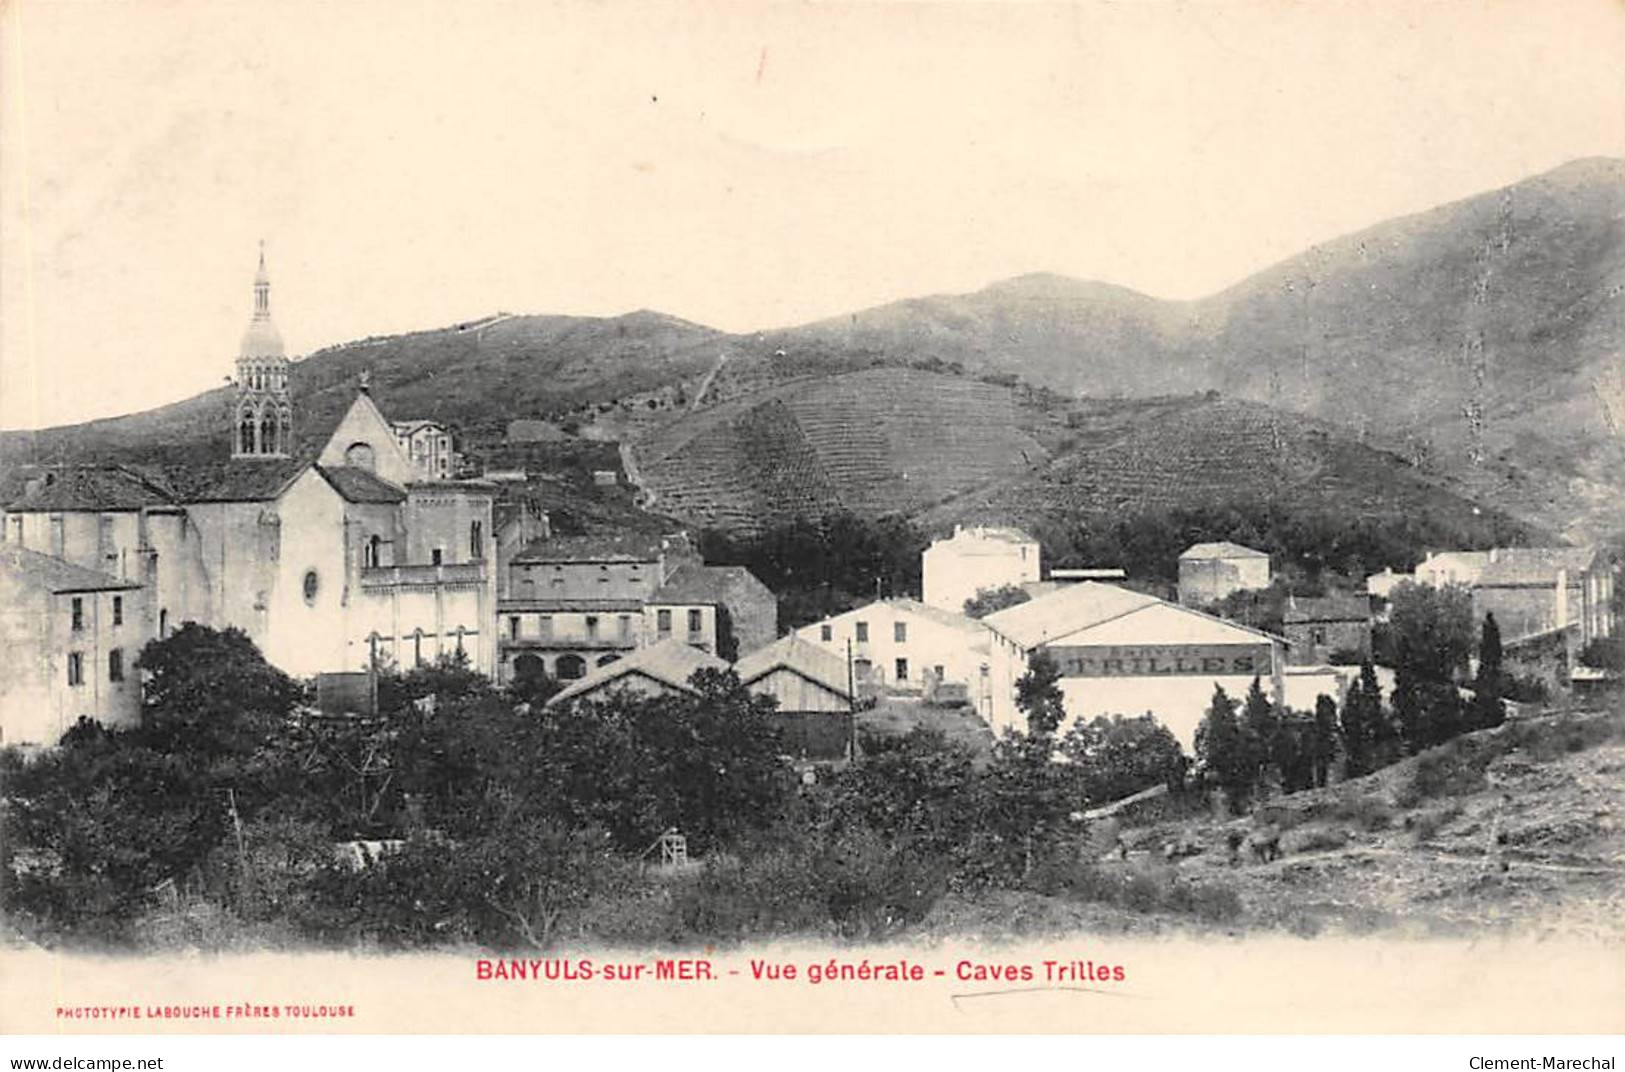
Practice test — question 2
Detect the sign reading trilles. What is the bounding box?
[1046,643,1274,678]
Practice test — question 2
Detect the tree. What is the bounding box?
[1015,651,1067,738]
[963,584,1032,619]
[1058,714,1187,805]
[1241,676,1278,797]
[1469,612,1507,731]
[1385,581,1475,683]
[1310,694,1339,788]
[1195,685,1253,814]
[976,650,1076,880]
[134,623,303,760]
[1339,662,1384,778]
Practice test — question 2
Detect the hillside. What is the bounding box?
[768,158,1625,541]
[631,367,1052,534]
[4,158,1619,543]
[919,707,1625,941]
[0,310,728,465]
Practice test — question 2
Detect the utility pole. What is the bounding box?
[846,638,857,764]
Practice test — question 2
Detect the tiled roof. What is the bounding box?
[0,544,141,593]
[734,633,851,700]
[163,456,309,503]
[546,638,730,707]
[1284,594,1372,624]
[513,531,672,564]
[650,564,771,606]
[1180,541,1269,560]
[3,465,179,512]
[317,465,407,504]
[984,581,1161,648]
[885,597,993,635]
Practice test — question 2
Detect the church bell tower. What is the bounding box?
[233,242,292,458]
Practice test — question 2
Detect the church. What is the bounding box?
[1,249,497,742]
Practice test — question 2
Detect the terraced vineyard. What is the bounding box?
[631,368,1048,533]
[919,396,1524,538]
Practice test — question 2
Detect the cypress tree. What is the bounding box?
[1471,612,1507,731]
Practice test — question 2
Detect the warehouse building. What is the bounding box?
[984,581,1338,750]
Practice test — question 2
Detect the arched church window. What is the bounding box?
[239,413,256,454]
[302,569,319,604]
[345,442,376,471]
[413,628,424,668]
[260,412,276,454]
[469,520,483,559]
[278,408,291,448]
[364,534,381,568]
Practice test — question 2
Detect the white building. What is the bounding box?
[921,525,1042,614]
[392,420,460,480]
[794,597,993,712]
[1177,541,1271,606]
[983,581,1338,751]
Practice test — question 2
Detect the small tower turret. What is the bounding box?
[233,241,292,458]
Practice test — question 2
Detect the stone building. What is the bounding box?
[1283,594,1373,665]
[497,532,776,684]
[0,545,146,746]
[1414,546,1616,645]
[1177,541,1271,606]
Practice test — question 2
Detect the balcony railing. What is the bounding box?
[360,562,486,590]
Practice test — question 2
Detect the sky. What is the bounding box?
[2,0,1623,430]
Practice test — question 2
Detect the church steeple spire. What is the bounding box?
[233,242,292,458]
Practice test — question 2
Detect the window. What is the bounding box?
[538,615,552,638]
[70,597,84,632]
[855,621,868,643]
[657,609,672,634]
[509,615,521,640]
[159,608,168,636]
[618,615,632,640]
[8,517,20,543]
[344,441,375,471]
[431,548,443,566]
[1311,626,1328,645]
[585,616,599,639]
[687,608,703,634]
[550,567,564,587]
[895,657,909,681]
[364,535,381,568]
[112,596,123,626]
[455,626,466,654]
[820,624,832,642]
[109,649,124,683]
[894,621,907,643]
[470,521,483,559]
[302,570,319,604]
[413,629,424,668]
[599,565,610,584]
[934,664,944,678]
[67,652,84,687]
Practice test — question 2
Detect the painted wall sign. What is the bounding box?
[1043,643,1274,678]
